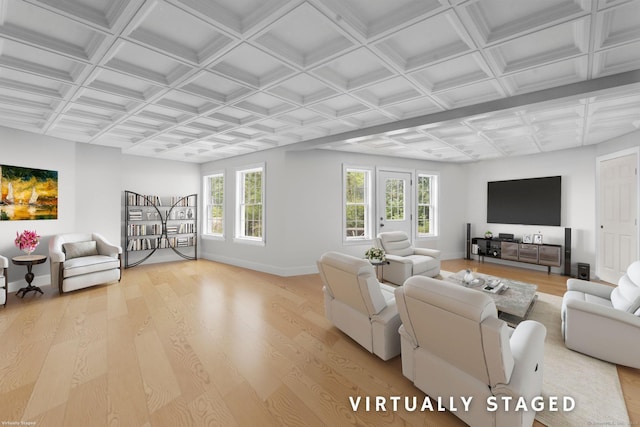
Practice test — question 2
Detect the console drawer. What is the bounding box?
[518,244,539,263]
[501,242,519,261]
[539,245,561,267]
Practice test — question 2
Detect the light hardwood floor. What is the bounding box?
[0,259,637,426]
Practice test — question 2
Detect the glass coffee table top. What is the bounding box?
[445,270,538,320]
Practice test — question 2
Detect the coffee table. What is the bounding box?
[445,270,538,323]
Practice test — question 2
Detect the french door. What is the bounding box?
[376,170,413,238]
[597,150,638,283]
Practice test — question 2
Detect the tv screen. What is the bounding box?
[487,176,561,226]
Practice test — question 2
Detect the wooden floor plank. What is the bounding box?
[0,258,636,426]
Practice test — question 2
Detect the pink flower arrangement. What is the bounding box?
[15,230,40,254]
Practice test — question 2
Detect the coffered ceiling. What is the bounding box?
[1,0,640,163]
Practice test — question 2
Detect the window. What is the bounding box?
[203,173,224,237]
[385,178,405,221]
[236,165,264,243]
[344,167,372,241]
[417,173,438,237]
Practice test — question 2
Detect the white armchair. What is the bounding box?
[395,276,546,427]
[0,255,7,306]
[561,260,640,369]
[49,233,122,294]
[317,251,401,360]
[377,231,440,285]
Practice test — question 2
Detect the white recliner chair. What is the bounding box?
[317,251,401,361]
[561,260,640,369]
[395,276,546,427]
[0,255,7,306]
[377,231,440,285]
[49,233,122,294]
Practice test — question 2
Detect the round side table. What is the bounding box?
[12,254,47,298]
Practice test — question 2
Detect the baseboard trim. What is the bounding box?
[201,252,318,277]
[8,275,51,293]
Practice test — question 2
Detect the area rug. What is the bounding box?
[530,293,630,426]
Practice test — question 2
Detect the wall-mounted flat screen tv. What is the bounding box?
[487,176,561,226]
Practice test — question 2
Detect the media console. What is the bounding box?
[471,237,562,274]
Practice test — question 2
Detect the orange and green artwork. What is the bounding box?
[0,165,58,221]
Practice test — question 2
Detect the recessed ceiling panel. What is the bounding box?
[126,1,234,65]
[181,71,252,103]
[311,47,395,91]
[253,3,355,67]
[268,73,338,105]
[0,1,106,61]
[486,18,590,74]
[502,56,589,94]
[374,11,474,71]
[461,0,591,45]
[317,0,445,39]
[211,43,295,88]
[595,0,640,49]
[104,40,194,85]
[410,52,492,93]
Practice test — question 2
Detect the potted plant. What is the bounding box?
[484,231,493,239]
[365,247,385,263]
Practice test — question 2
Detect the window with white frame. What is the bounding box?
[417,173,438,237]
[236,165,264,242]
[203,173,224,237]
[344,167,372,241]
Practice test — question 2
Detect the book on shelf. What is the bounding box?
[128,209,143,220]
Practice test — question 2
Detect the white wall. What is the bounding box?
[2,123,636,286]
[75,143,121,244]
[0,126,201,290]
[465,146,598,274]
[199,147,468,275]
[0,127,123,288]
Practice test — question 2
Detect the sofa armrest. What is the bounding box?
[566,278,614,299]
[371,299,398,324]
[564,297,640,368]
[93,233,122,258]
[494,320,546,398]
[385,254,412,264]
[49,237,66,263]
[564,297,640,328]
[414,248,441,259]
[0,255,7,269]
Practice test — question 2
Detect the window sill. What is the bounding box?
[233,237,265,247]
[201,234,225,241]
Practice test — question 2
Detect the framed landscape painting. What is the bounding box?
[0,164,58,220]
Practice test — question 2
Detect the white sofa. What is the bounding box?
[376,231,440,285]
[317,251,401,361]
[561,260,640,369]
[395,276,546,427]
[0,255,7,306]
[49,233,122,294]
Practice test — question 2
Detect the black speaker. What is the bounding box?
[577,263,590,280]
[465,223,471,260]
[564,227,572,276]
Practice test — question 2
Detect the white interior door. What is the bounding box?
[597,151,638,283]
[377,171,412,238]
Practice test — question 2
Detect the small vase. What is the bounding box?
[464,269,474,283]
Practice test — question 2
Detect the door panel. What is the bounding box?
[377,171,412,238]
[597,152,638,283]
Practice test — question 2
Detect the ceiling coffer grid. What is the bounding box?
[0,0,636,162]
